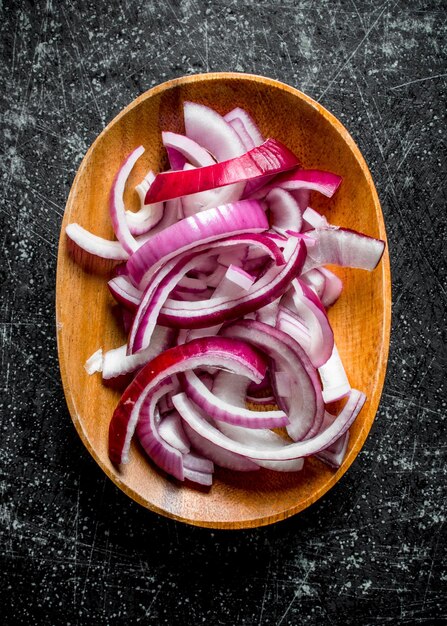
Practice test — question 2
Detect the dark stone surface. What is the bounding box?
[1,0,446,624]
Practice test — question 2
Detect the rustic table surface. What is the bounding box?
[1,1,445,624]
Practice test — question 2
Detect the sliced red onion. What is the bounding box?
[127,200,269,289]
[124,170,165,236]
[158,237,306,331]
[65,223,128,260]
[109,146,145,254]
[158,410,191,454]
[162,131,216,167]
[175,276,208,294]
[318,344,351,403]
[183,421,259,471]
[181,177,245,218]
[217,246,247,268]
[183,468,213,486]
[224,107,264,147]
[315,412,350,468]
[186,264,256,342]
[183,451,214,474]
[108,275,142,311]
[180,370,288,428]
[274,371,291,397]
[302,206,330,230]
[145,139,301,205]
[129,234,284,354]
[158,393,174,416]
[319,268,343,308]
[172,388,366,461]
[286,279,334,369]
[184,101,246,161]
[291,189,311,213]
[276,307,311,353]
[212,372,304,472]
[102,326,175,379]
[255,298,281,326]
[227,117,256,150]
[84,348,103,375]
[303,228,386,272]
[136,380,184,480]
[109,337,267,465]
[266,188,303,236]
[257,169,342,199]
[221,320,324,442]
[300,269,326,299]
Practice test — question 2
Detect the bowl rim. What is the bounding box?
[56,71,391,529]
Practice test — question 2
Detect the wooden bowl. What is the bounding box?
[56,73,391,529]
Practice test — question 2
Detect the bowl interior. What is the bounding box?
[57,73,390,529]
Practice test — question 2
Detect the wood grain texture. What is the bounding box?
[56,72,391,529]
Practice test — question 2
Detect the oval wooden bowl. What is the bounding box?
[56,72,391,529]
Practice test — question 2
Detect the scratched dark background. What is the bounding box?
[1,0,446,624]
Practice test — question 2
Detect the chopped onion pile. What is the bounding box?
[66,101,385,487]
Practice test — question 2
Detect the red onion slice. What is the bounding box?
[102,326,176,379]
[158,237,306,330]
[109,146,144,254]
[125,170,164,236]
[183,421,260,471]
[266,188,303,236]
[127,200,269,288]
[221,320,324,442]
[212,372,305,472]
[227,117,256,150]
[129,235,283,353]
[224,107,264,147]
[144,139,301,205]
[303,228,386,272]
[286,279,334,368]
[65,224,128,260]
[108,337,267,465]
[180,370,288,428]
[184,101,246,161]
[136,380,184,480]
[158,410,191,454]
[172,389,366,461]
[162,131,216,167]
[319,268,343,308]
[318,344,351,403]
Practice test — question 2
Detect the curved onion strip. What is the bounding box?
[221,320,324,442]
[108,337,267,465]
[227,117,256,150]
[129,234,284,354]
[136,380,184,480]
[145,139,301,205]
[183,420,260,471]
[109,146,144,254]
[212,371,304,472]
[126,170,164,236]
[102,326,176,379]
[184,101,246,161]
[303,228,385,272]
[162,131,216,167]
[65,224,128,260]
[172,389,366,461]
[127,200,269,288]
[180,370,288,428]
[266,188,303,236]
[318,344,351,403]
[224,107,264,147]
[157,238,306,331]
[158,410,191,454]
